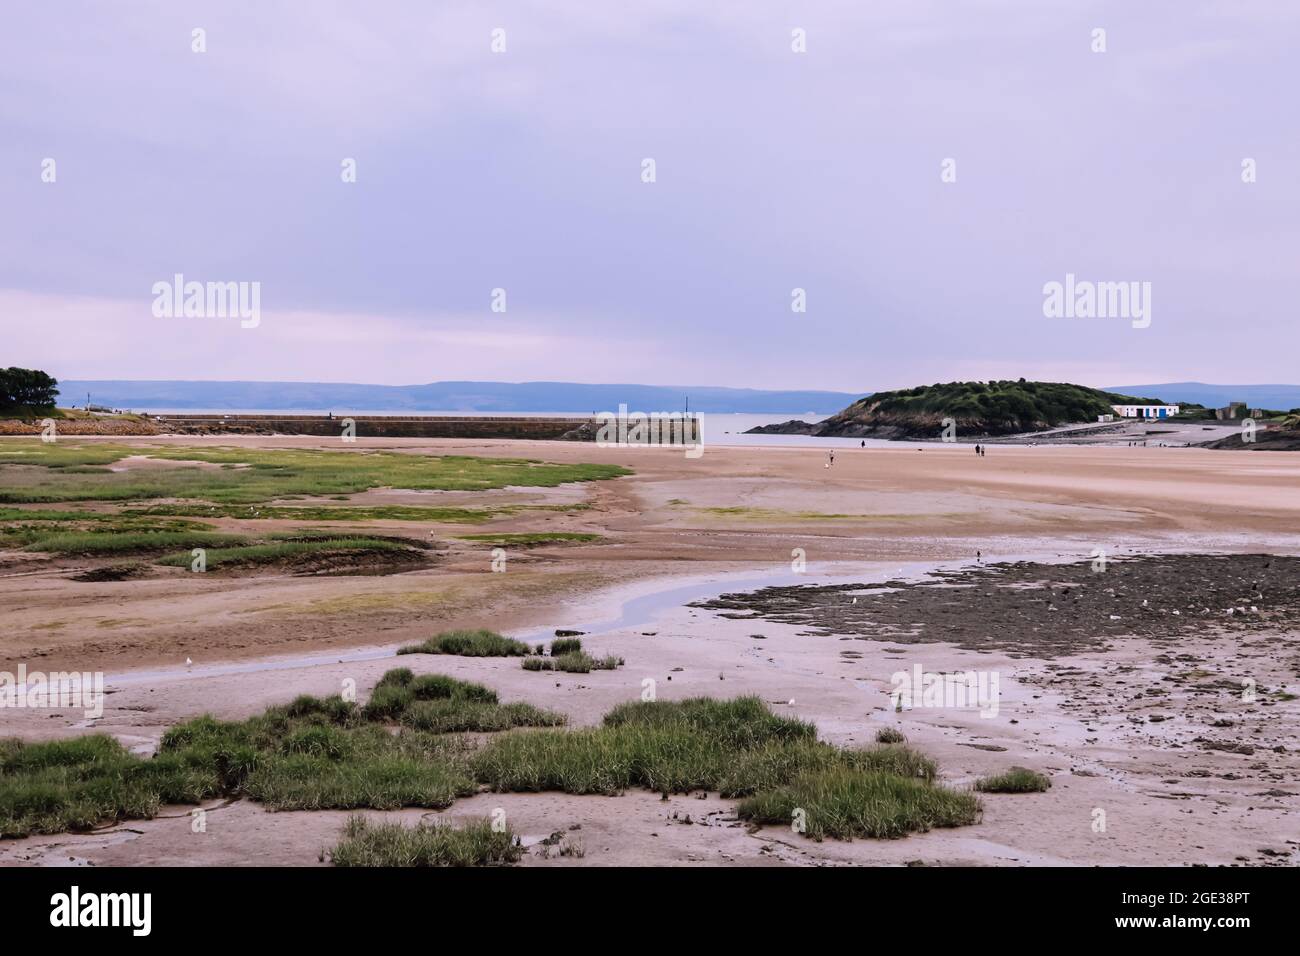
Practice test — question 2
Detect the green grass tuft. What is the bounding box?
[456,532,601,547]
[1,687,972,848]
[329,815,522,867]
[974,767,1051,793]
[0,442,629,505]
[736,767,982,839]
[397,630,531,657]
[156,537,415,568]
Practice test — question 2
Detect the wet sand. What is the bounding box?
[1,436,1298,866]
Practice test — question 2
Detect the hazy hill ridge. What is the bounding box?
[57,380,862,415]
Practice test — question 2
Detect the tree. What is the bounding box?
[0,367,60,409]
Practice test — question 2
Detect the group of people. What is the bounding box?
[974,444,987,457]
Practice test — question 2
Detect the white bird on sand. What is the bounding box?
[788,698,795,706]
[185,657,193,668]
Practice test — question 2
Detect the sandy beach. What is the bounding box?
[1,435,1297,867]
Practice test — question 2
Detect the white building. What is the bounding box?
[1111,404,1180,420]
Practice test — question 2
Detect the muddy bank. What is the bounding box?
[692,553,1300,657]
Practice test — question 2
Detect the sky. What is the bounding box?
[2,0,1297,392]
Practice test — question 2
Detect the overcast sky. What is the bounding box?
[2,1,1297,391]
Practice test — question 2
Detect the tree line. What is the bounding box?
[0,367,60,411]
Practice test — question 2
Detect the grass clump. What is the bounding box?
[522,641,623,673]
[156,537,415,569]
[398,630,531,658]
[550,637,583,656]
[0,442,628,505]
[0,734,220,838]
[875,727,907,744]
[2,686,974,847]
[0,669,559,836]
[736,767,982,840]
[24,530,246,555]
[456,532,601,547]
[468,697,964,846]
[128,503,500,524]
[401,700,565,734]
[974,767,1051,793]
[329,815,521,867]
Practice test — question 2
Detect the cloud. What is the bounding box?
[1,0,1296,387]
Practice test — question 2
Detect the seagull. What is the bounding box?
[185,657,193,668]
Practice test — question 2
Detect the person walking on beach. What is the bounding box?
[828,451,835,467]
[975,444,981,457]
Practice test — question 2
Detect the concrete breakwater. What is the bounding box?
[150,413,702,443]
[152,414,597,440]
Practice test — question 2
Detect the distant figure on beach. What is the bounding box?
[860,440,865,448]
[829,451,835,466]
[975,444,981,456]
[976,550,982,562]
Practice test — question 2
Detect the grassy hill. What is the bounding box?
[753,380,1164,439]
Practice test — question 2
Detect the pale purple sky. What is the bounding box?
[2,1,1297,391]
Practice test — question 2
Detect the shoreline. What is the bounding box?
[2,436,1298,866]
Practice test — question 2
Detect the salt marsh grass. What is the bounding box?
[397,630,532,657]
[330,816,521,867]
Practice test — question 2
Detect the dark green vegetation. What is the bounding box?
[751,380,1167,438]
[833,380,1160,436]
[359,668,564,734]
[0,505,429,570]
[155,536,420,570]
[127,503,501,523]
[456,532,601,547]
[522,652,623,673]
[974,767,1051,793]
[550,637,583,656]
[0,443,627,572]
[397,630,532,657]
[0,669,562,837]
[0,367,59,416]
[472,697,980,841]
[329,816,522,867]
[520,636,623,673]
[0,442,629,505]
[1,687,977,846]
[736,766,979,840]
[0,508,241,556]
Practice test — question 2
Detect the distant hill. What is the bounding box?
[1106,383,1300,412]
[749,380,1161,439]
[57,380,861,415]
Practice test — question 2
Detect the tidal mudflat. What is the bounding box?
[1,436,1298,865]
